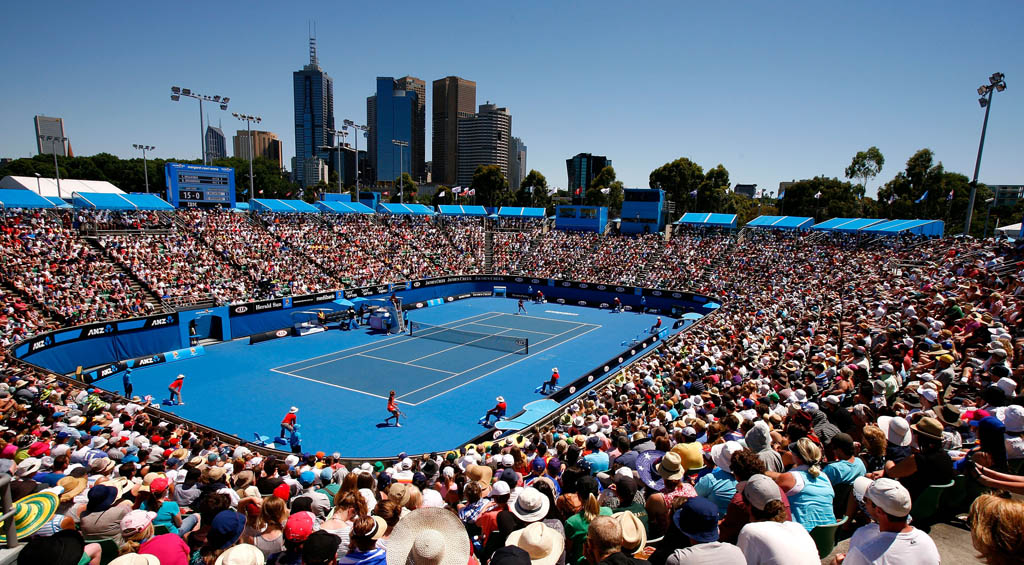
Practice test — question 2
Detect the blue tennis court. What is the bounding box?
[104,297,681,457]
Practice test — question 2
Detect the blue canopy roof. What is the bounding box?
[497,207,546,218]
[861,219,944,237]
[378,203,436,215]
[72,192,138,210]
[438,204,488,216]
[0,189,55,209]
[675,212,738,228]
[251,199,319,213]
[316,201,375,214]
[45,196,72,208]
[745,215,814,230]
[811,218,887,232]
[123,193,174,210]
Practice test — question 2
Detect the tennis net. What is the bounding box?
[408,321,529,354]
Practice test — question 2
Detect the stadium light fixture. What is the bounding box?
[232,112,262,202]
[169,86,231,165]
[38,134,68,198]
[132,144,156,193]
[343,120,368,192]
[392,139,409,204]
[964,72,1007,236]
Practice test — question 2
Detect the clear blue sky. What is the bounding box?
[2,1,1020,196]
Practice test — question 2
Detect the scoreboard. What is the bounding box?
[165,162,236,209]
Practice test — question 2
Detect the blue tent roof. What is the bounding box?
[438,204,488,216]
[861,219,944,237]
[745,215,814,230]
[675,212,738,228]
[378,203,436,215]
[497,207,546,218]
[316,201,375,214]
[251,199,319,213]
[811,218,887,232]
[45,197,72,208]
[123,193,174,210]
[0,189,55,209]
[72,192,138,210]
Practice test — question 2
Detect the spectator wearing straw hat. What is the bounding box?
[507,522,565,565]
[385,507,473,565]
[867,416,954,502]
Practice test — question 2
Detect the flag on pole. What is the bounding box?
[813,191,822,199]
[888,193,896,205]
[452,186,463,193]
[946,188,954,201]
[574,187,583,196]
[600,187,610,194]
[437,190,446,198]
[689,189,698,198]
[915,191,928,204]
[465,188,476,196]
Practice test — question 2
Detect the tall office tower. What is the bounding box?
[394,76,425,182]
[205,124,227,161]
[233,130,285,169]
[34,115,67,156]
[293,35,335,187]
[432,76,476,186]
[508,137,527,191]
[566,153,612,204]
[456,103,511,188]
[366,95,377,182]
[368,77,417,184]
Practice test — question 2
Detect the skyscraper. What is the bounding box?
[395,76,425,182]
[205,124,227,161]
[233,130,284,169]
[456,103,511,187]
[508,137,527,192]
[293,36,335,187]
[567,153,612,203]
[432,76,476,186]
[368,77,416,184]
[34,115,67,156]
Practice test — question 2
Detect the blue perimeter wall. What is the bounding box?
[12,275,718,376]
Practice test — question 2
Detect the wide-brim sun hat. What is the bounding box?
[710,441,743,474]
[506,522,564,565]
[510,487,550,523]
[614,510,647,554]
[656,451,685,481]
[878,415,912,447]
[0,491,58,543]
[385,507,471,565]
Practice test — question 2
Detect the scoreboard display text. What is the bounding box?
[165,163,236,209]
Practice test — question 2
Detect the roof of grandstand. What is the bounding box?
[0,175,125,198]
[251,198,320,213]
[745,215,815,229]
[497,206,546,217]
[438,204,488,216]
[69,191,174,210]
[0,188,57,209]
[378,202,436,215]
[675,212,738,228]
[315,200,375,214]
[811,217,887,232]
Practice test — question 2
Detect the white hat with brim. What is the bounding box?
[213,543,266,565]
[385,507,471,565]
[110,555,160,565]
[509,487,550,523]
[506,522,564,565]
[710,441,744,474]
[878,416,912,447]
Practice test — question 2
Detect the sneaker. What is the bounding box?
[178,402,185,405]
[396,423,402,427]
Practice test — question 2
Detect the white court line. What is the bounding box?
[396,321,592,400]
[357,353,457,374]
[491,311,601,328]
[409,324,604,405]
[269,368,416,406]
[405,327,520,363]
[463,322,559,335]
[278,312,504,373]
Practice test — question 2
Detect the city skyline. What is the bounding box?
[1,2,1021,195]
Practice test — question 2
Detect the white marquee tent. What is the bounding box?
[0,176,126,199]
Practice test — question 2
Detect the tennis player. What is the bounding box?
[280,406,298,437]
[613,297,622,312]
[483,396,507,425]
[167,374,185,405]
[517,299,527,315]
[384,390,402,427]
[539,367,560,394]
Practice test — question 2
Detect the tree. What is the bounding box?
[589,166,625,216]
[649,158,704,217]
[778,176,861,220]
[697,164,730,213]
[516,170,552,210]
[845,146,885,195]
[471,165,509,207]
[393,173,418,199]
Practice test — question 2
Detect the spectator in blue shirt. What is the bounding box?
[823,433,866,488]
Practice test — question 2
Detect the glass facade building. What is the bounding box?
[566,153,611,204]
[292,38,335,187]
[370,77,416,184]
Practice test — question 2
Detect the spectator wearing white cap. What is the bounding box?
[1003,405,1024,460]
[736,475,819,565]
[837,478,940,565]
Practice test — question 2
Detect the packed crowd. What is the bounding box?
[2,222,1024,564]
